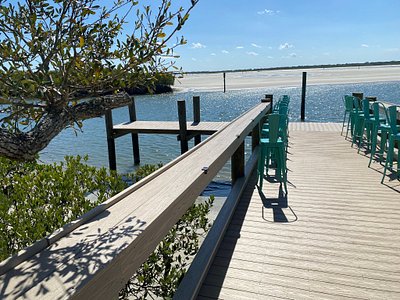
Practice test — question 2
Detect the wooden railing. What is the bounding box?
[0,100,271,299]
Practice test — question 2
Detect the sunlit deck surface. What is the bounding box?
[198,122,400,299]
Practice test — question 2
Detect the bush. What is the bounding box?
[0,156,214,298]
[0,155,127,261]
[120,196,214,299]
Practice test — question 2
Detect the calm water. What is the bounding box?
[40,81,400,187]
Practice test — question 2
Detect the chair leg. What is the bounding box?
[341,111,347,135]
[382,138,395,183]
[368,125,378,167]
[345,113,352,139]
[258,146,266,189]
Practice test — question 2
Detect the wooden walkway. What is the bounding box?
[198,122,400,299]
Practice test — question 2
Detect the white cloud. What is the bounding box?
[236,46,244,49]
[191,57,197,61]
[210,53,216,56]
[361,44,369,48]
[267,56,273,59]
[257,9,280,15]
[251,43,262,48]
[191,42,206,49]
[246,51,259,56]
[289,53,297,57]
[221,50,230,54]
[279,42,294,50]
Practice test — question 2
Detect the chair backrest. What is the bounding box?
[387,105,399,134]
[344,95,354,111]
[352,96,362,112]
[372,102,388,123]
[267,114,280,143]
[278,103,289,115]
[362,99,371,120]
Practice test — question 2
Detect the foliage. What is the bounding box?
[120,196,214,299]
[0,155,128,261]
[0,0,198,160]
[0,156,214,299]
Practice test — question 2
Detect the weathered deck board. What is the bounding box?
[198,122,400,299]
[113,120,229,135]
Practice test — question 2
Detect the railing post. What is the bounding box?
[352,92,364,100]
[178,100,189,154]
[105,110,117,171]
[301,71,307,121]
[252,122,260,150]
[193,96,201,145]
[128,97,140,165]
[231,141,245,184]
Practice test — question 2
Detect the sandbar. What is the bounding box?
[173,65,400,92]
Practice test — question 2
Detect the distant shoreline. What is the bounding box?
[182,61,400,75]
[173,64,400,92]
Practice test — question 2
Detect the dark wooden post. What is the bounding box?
[252,122,260,150]
[223,72,226,93]
[105,110,117,171]
[128,97,140,165]
[301,72,307,121]
[366,96,377,102]
[193,96,201,145]
[231,141,245,184]
[352,92,363,100]
[178,100,189,154]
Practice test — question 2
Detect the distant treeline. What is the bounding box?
[184,60,400,75]
[0,71,175,101]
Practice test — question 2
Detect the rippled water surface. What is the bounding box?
[40,81,400,184]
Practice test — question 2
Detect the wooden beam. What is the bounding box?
[193,96,201,145]
[231,141,245,184]
[178,100,189,153]
[128,97,140,165]
[105,110,117,171]
[301,72,307,121]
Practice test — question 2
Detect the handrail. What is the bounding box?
[0,101,271,300]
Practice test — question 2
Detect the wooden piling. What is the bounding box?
[352,92,364,100]
[128,97,140,165]
[193,96,201,145]
[223,72,226,93]
[178,100,189,154]
[301,72,307,121]
[105,110,117,171]
[252,122,260,150]
[231,141,245,184]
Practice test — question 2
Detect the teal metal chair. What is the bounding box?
[360,99,374,151]
[368,102,390,167]
[342,95,354,137]
[262,103,289,151]
[381,105,400,183]
[258,114,288,193]
[351,97,365,149]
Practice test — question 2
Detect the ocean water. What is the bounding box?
[39,81,400,187]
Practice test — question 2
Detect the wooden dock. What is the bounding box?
[197,122,400,299]
[113,120,229,136]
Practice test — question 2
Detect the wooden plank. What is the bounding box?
[198,124,400,299]
[0,103,270,300]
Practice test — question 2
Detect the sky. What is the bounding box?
[170,0,400,72]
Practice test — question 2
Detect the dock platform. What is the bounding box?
[113,120,229,135]
[198,122,400,299]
